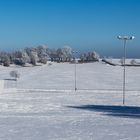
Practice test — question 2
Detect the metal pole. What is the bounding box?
[117,35,135,105]
[123,39,127,105]
[75,59,77,91]
[72,51,77,91]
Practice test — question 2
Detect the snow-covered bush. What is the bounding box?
[48,62,52,66]
[10,71,20,81]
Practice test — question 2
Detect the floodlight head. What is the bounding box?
[130,36,135,40]
[117,35,135,40]
[117,36,122,40]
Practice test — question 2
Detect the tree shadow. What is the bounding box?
[67,105,140,119]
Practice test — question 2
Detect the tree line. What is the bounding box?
[0,45,100,66]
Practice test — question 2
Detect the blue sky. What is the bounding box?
[0,0,140,57]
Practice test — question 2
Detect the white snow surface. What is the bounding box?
[0,61,140,140]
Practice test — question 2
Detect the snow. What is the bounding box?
[0,61,140,140]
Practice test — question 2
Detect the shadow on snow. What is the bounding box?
[4,78,16,81]
[67,105,140,119]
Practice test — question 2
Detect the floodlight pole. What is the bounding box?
[75,59,77,91]
[72,51,78,91]
[123,39,126,105]
[117,36,135,105]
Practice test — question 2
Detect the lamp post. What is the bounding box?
[72,51,78,91]
[117,36,135,105]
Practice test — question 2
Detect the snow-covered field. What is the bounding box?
[0,61,140,140]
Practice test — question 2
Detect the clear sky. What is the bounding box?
[0,0,140,57]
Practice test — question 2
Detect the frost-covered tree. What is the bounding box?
[130,59,136,65]
[3,55,10,67]
[80,54,85,62]
[30,52,38,65]
[58,46,72,62]
[24,48,39,65]
[79,51,99,63]
[49,48,58,62]
[91,51,100,61]
[0,52,10,66]
[56,48,63,62]
[48,47,72,62]
[13,50,30,66]
[36,45,48,64]
[87,52,91,61]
